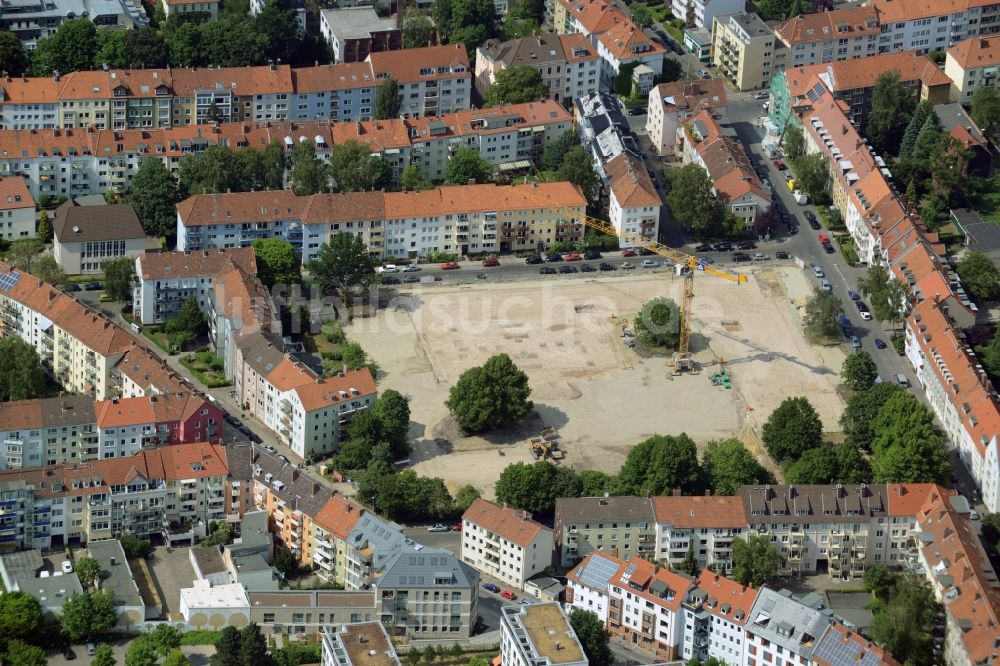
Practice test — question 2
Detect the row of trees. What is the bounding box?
[803,263,907,343]
[864,567,940,666]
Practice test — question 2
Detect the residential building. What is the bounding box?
[51,201,152,274]
[652,495,746,573]
[94,393,223,458]
[161,0,219,19]
[683,27,713,61]
[0,395,96,469]
[606,556,693,659]
[952,207,1000,268]
[461,498,554,590]
[564,551,623,622]
[500,603,588,666]
[311,493,367,587]
[0,0,147,51]
[871,0,1000,55]
[773,7,880,70]
[367,45,472,118]
[671,0,746,32]
[946,35,1000,100]
[342,511,409,591]
[176,183,587,261]
[680,569,758,664]
[603,153,660,248]
[645,79,727,155]
[575,92,638,176]
[322,623,400,666]
[0,178,35,240]
[935,102,992,174]
[319,8,401,64]
[679,111,771,228]
[475,34,601,107]
[88,538,148,623]
[0,549,84,615]
[744,588,833,666]
[711,12,776,91]
[811,623,901,666]
[553,496,655,567]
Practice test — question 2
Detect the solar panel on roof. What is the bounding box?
[0,271,21,292]
[578,554,620,590]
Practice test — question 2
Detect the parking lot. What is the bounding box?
[146,544,199,619]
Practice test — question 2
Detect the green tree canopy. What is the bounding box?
[958,251,1000,302]
[400,165,433,191]
[615,434,702,496]
[433,0,496,52]
[125,637,158,666]
[857,264,909,328]
[119,533,152,559]
[402,13,436,49]
[446,353,533,433]
[542,131,579,171]
[30,19,98,75]
[494,461,582,515]
[3,639,46,666]
[667,163,720,236]
[288,140,329,195]
[162,650,192,666]
[0,337,47,402]
[753,0,802,20]
[702,438,774,495]
[60,591,119,643]
[373,389,411,459]
[784,445,839,484]
[375,78,401,119]
[731,535,782,587]
[568,609,612,666]
[868,574,937,666]
[629,3,652,27]
[971,86,1000,137]
[978,327,1000,379]
[579,470,616,496]
[679,543,700,577]
[255,0,303,64]
[803,288,841,341]
[238,623,271,666]
[36,211,52,244]
[149,624,183,656]
[865,69,916,156]
[307,232,379,298]
[91,644,117,666]
[6,239,43,274]
[444,147,494,184]
[634,297,680,349]
[840,382,902,450]
[0,592,43,647]
[74,556,103,590]
[253,239,301,288]
[761,396,823,463]
[556,145,600,203]
[210,626,242,666]
[870,392,950,484]
[789,153,829,204]
[485,66,549,106]
[30,256,66,286]
[0,32,26,76]
[453,484,481,511]
[103,256,135,302]
[841,350,877,391]
[328,140,392,193]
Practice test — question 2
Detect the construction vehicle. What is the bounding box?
[529,438,565,460]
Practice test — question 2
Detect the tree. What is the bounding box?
[790,153,829,203]
[865,70,916,155]
[803,288,841,341]
[252,239,300,288]
[863,565,899,601]
[261,141,286,190]
[0,592,43,647]
[400,164,433,191]
[129,159,180,237]
[784,445,839,484]
[3,640,45,666]
[308,232,379,299]
[149,625,183,656]
[753,0,801,20]
[485,66,549,106]
[444,147,494,184]
[762,396,823,463]
[783,127,805,159]
[556,145,600,202]
[615,434,702,496]
[679,543,700,577]
[841,383,903,450]
[273,546,299,578]
[91,644,117,666]
[634,297,680,349]
[375,78,401,119]
[0,32,26,76]
[60,591,118,643]
[446,353,532,433]
[210,626,242,666]
[403,13,436,49]
[568,609,612,666]
[119,533,152,559]
[6,238,43,273]
[667,163,720,236]
[36,211,52,244]
[29,19,98,75]
[74,556,103,590]
[661,58,683,84]
[981,513,1000,551]
[868,575,937,666]
[702,438,774,495]
[858,264,908,328]
[841,350,877,391]
[374,389,411,459]
[870,392,950,484]
[288,140,329,196]
[125,638,158,666]
[899,101,930,159]
[238,623,271,666]
[166,296,205,337]
[30,255,66,286]
[494,461,581,515]
[630,3,652,27]
[255,0,303,64]
[731,535,782,588]
[328,140,391,193]
[453,484,481,511]
[579,470,616,496]
[958,251,1000,302]
[0,337,47,401]
[162,650,191,666]
[542,131,578,172]
[833,442,873,483]
[971,86,1000,137]
[103,256,135,302]
[433,0,495,52]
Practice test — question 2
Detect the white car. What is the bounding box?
[859,310,872,321]
[754,92,769,100]
[640,259,658,268]
[403,264,421,272]
[379,264,399,274]
[813,266,825,278]
[971,509,980,520]
[61,560,73,574]
[427,524,449,532]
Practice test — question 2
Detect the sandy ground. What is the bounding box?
[346,267,846,499]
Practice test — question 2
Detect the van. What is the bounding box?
[895,373,910,388]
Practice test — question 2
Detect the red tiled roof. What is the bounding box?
[652,495,747,528]
[0,177,33,210]
[775,6,879,46]
[693,570,759,625]
[948,35,1000,70]
[885,484,954,517]
[313,493,366,539]
[609,557,692,611]
[463,498,550,548]
[95,396,156,428]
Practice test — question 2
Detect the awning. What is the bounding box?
[497,160,533,172]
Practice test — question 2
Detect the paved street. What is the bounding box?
[46,643,214,666]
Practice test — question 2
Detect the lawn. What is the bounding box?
[180,630,222,646]
[141,327,177,354]
[837,236,860,266]
[180,351,230,388]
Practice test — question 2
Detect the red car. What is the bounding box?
[501,590,517,600]
[773,159,787,170]
[564,251,582,261]
[482,257,500,267]
[621,249,637,257]
[818,233,829,245]
[451,523,462,531]
[440,261,460,270]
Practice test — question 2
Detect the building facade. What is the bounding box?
[475,34,601,107]
[945,34,1000,100]
[772,7,880,70]
[670,0,746,32]
[645,79,727,155]
[603,154,661,248]
[51,201,151,274]
[461,498,554,590]
[501,603,588,666]
[711,12,776,91]
[872,0,1000,55]
[553,496,656,568]
[0,178,35,241]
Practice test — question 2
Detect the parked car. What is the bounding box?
[379,264,399,273]
[584,250,602,260]
[382,277,400,285]
[403,264,422,272]
[773,159,787,170]
[64,283,81,292]
[755,92,769,100]
[628,107,646,116]
[824,242,836,254]
[277,455,289,464]
[404,276,419,283]
[694,243,714,253]
[804,210,817,223]
[640,259,657,268]
[698,69,710,79]
[580,263,596,272]
[599,262,616,271]
[427,524,449,532]
[732,253,751,262]
[874,338,887,349]
[775,251,790,259]
[558,265,578,274]
[753,252,770,261]
[713,242,733,252]
[87,644,96,657]
[848,290,860,301]
[621,261,635,269]
[98,293,112,302]
[698,256,715,265]
[483,583,501,593]
[818,233,829,244]
[482,256,500,267]
[451,523,462,531]
[808,217,822,230]
[539,266,557,275]
[850,336,861,348]
[821,279,832,293]
[546,253,564,262]
[564,251,582,261]
[858,309,872,321]
[788,225,798,235]
[61,560,73,574]
[501,590,518,600]
[83,282,103,291]
[525,255,543,265]
[439,262,460,270]
[813,266,825,278]
[621,249,637,257]
[895,373,910,387]
[62,646,76,660]
[737,241,757,250]
[971,509,980,520]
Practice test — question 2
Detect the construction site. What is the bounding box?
[346,263,847,499]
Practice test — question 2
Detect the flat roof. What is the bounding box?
[181,580,250,609]
[88,539,142,608]
[519,603,586,665]
[342,622,399,666]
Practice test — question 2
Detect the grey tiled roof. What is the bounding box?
[348,512,407,573]
[747,588,833,658]
[740,484,887,525]
[41,395,96,429]
[251,447,334,519]
[555,496,655,525]
[377,545,479,590]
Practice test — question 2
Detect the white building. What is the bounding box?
[461,498,554,590]
[367,45,472,118]
[680,569,758,665]
[744,588,833,666]
[670,0,746,32]
[946,34,1000,101]
[564,551,623,623]
[772,7,880,70]
[0,178,35,241]
[645,79,727,155]
[51,202,152,274]
[603,154,661,249]
[607,556,692,660]
[652,496,747,573]
[0,0,147,51]
[871,0,1000,55]
[319,8,399,64]
[500,603,589,666]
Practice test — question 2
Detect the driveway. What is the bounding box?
[147,545,198,619]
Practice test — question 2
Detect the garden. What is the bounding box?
[179,351,230,388]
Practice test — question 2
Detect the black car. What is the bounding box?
[656,29,668,40]
[546,254,563,262]
[599,262,616,271]
[62,646,76,661]
[788,225,798,235]
[539,266,557,274]
[559,265,578,274]
[83,281,103,291]
[732,253,752,262]
[64,283,81,292]
[694,243,714,253]
[525,255,543,265]
[809,218,822,230]
[714,242,733,252]
[737,241,757,250]
[628,107,646,116]
[382,277,400,285]
[584,250,602,260]
[804,210,817,223]
[580,263,596,272]
[671,42,684,55]
[824,243,836,254]
[775,251,790,259]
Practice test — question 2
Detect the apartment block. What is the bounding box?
[161,0,220,19]
[52,201,152,274]
[475,34,601,107]
[175,183,587,262]
[0,177,36,240]
[679,570,758,664]
[652,496,746,573]
[461,498,554,590]
[320,8,401,64]
[564,551,623,622]
[679,111,771,228]
[0,0,147,51]
[603,154,661,248]
[711,12,776,91]
[368,46,472,118]
[670,0,746,32]
[553,496,655,568]
[500,603,588,666]
[645,79,727,155]
[0,395,95,469]
[322,623,400,666]
[744,588,834,666]
[575,92,639,175]
[95,393,222,459]
[773,7,880,70]
[946,35,1000,100]
[872,0,1000,55]
[607,556,693,659]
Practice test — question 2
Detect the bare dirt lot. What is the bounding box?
[346,267,846,498]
